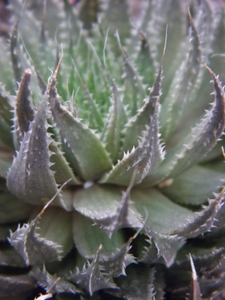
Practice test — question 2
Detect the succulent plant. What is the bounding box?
[1,0,225,299]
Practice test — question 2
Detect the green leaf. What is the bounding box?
[0,82,14,149]
[31,207,74,258]
[49,141,81,186]
[101,234,136,277]
[72,184,142,236]
[102,74,127,163]
[168,67,225,178]
[10,206,73,265]
[100,97,164,186]
[70,60,104,131]
[131,187,196,235]
[48,75,112,181]
[10,20,22,83]
[159,165,225,205]
[115,31,146,115]
[143,67,225,185]
[0,191,32,224]
[121,62,163,153]
[160,10,201,140]
[142,228,185,267]
[72,211,125,258]
[0,117,14,150]
[7,97,61,206]
[134,30,156,85]
[0,83,14,127]
[101,0,130,49]
[174,188,224,239]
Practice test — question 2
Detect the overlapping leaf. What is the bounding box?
[7,95,61,206]
[48,74,112,181]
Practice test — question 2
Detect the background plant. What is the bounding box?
[0,0,225,299]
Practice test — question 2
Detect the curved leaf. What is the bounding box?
[102,73,127,163]
[72,211,125,258]
[10,206,73,265]
[7,97,60,205]
[143,67,225,185]
[121,62,163,153]
[160,165,225,205]
[160,10,201,139]
[100,97,164,186]
[168,67,225,178]
[48,76,112,181]
[73,184,142,236]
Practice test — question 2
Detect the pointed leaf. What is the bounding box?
[174,188,224,238]
[32,267,79,294]
[0,83,14,126]
[10,206,73,265]
[160,165,225,205]
[10,222,62,266]
[132,187,197,235]
[48,76,112,181]
[176,246,225,275]
[160,10,201,139]
[72,211,125,258]
[102,234,137,277]
[13,69,35,150]
[49,141,81,185]
[72,61,104,131]
[190,255,202,300]
[10,20,22,83]
[7,97,60,206]
[113,264,155,300]
[101,0,130,47]
[142,228,185,267]
[116,31,146,114]
[15,69,35,134]
[95,187,143,238]
[200,274,225,299]
[121,62,163,152]
[68,245,116,295]
[32,207,74,258]
[101,86,164,186]
[135,30,156,85]
[144,67,225,185]
[168,67,225,178]
[102,74,127,163]
[72,184,142,236]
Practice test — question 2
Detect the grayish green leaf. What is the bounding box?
[7,97,61,206]
[48,76,112,181]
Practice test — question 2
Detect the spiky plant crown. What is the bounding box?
[0,0,225,299]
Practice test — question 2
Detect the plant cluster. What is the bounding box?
[0,0,225,299]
